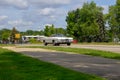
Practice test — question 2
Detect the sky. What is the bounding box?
[0,0,116,31]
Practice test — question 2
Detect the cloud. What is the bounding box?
[22,6,68,26]
[0,0,28,9]
[8,19,33,27]
[0,15,8,26]
[37,8,55,16]
[0,15,8,21]
[0,0,71,9]
[29,0,71,6]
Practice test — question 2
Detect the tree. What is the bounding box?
[108,0,120,41]
[96,12,106,42]
[44,24,55,36]
[55,28,67,35]
[10,27,19,44]
[66,1,105,42]
[26,30,34,35]
[115,0,120,38]
[0,28,11,43]
[108,6,118,41]
[66,9,81,40]
[44,24,67,36]
[20,29,44,36]
[44,25,51,36]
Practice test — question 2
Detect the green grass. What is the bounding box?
[78,42,120,45]
[0,48,105,80]
[0,44,15,46]
[25,46,120,60]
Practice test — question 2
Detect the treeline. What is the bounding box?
[0,25,67,43]
[66,0,120,42]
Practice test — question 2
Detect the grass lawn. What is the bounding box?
[78,42,120,45]
[0,44,15,46]
[25,46,120,60]
[0,48,106,80]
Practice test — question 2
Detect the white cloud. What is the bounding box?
[0,0,28,9]
[0,15,8,21]
[45,24,53,26]
[37,8,55,16]
[8,19,33,27]
[29,0,71,5]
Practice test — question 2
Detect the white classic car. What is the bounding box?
[42,34,73,46]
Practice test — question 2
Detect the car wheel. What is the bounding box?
[56,43,60,46]
[53,43,57,46]
[52,40,56,46]
[67,43,71,46]
[44,43,48,46]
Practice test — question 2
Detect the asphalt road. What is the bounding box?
[3,47,120,80]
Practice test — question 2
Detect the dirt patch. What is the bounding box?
[2,47,57,52]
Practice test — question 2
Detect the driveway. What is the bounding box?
[3,47,120,80]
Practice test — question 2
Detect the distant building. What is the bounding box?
[22,35,45,43]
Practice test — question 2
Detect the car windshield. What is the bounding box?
[51,34,65,37]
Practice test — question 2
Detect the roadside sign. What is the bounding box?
[15,34,20,39]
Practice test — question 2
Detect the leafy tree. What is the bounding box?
[96,12,106,42]
[20,30,44,36]
[2,32,10,40]
[115,0,120,38]
[44,25,51,36]
[108,6,118,41]
[44,24,67,36]
[55,28,67,35]
[66,9,81,40]
[10,27,19,44]
[44,24,56,36]
[0,28,11,43]
[66,1,105,42]
[26,30,34,35]
[108,0,120,41]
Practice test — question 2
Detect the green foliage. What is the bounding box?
[0,28,11,43]
[26,30,34,35]
[29,38,40,44]
[10,27,19,44]
[66,1,106,42]
[2,32,9,40]
[107,0,120,41]
[0,48,105,80]
[44,25,52,36]
[55,28,67,35]
[44,24,67,36]
[20,30,44,36]
[0,29,11,40]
